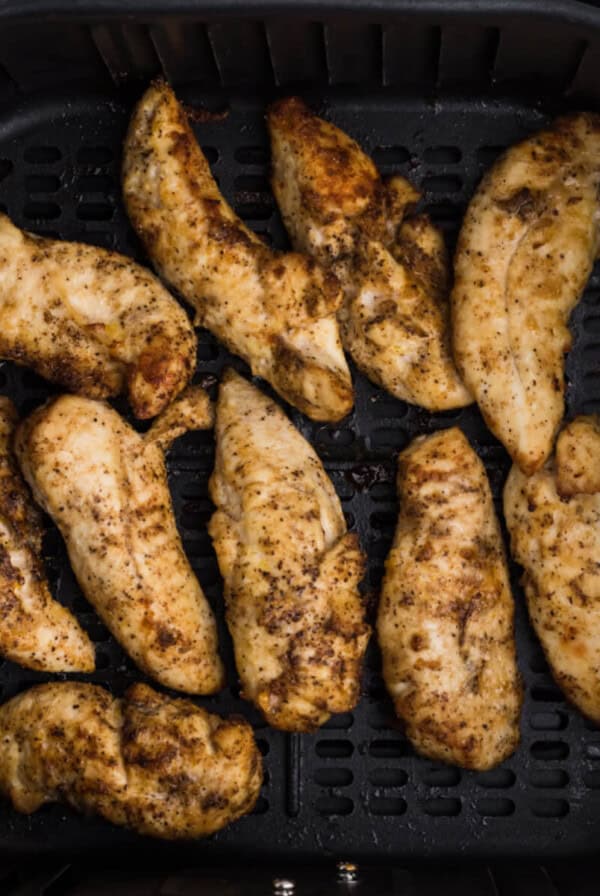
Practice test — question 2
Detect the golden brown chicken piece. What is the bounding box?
[122,82,352,423]
[15,389,223,694]
[0,214,196,419]
[377,428,522,770]
[0,397,94,672]
[267,97,471,411]
[208,369,370,731]
[452,113,600,474]
[556,415,600,497]
[505,425,600,722]
[0,681,262,839]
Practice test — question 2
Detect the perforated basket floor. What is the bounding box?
[0,87,599,861]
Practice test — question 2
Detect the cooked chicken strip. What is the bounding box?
[556,415,600,497]
[377,428,522,770]
[267,97,471,410]
[0,397,94,672]
[15,389,223,694]
[208,369,370,731]
[0,214,196,419]
[0,681,261,839]
[122,82,352,423]
[453,113,600,474]
[505,429,600,721]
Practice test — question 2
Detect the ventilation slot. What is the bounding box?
[369,797,406,816]
[316,740,353,759]
[422,798,461,817]
[316,796,353,816]
[314,768,353,787]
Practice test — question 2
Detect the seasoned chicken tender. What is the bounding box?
[267,97,471,410]
[556,415,600,496]
[452,113,600,474]
[0,397,93,672]
[15,389,223,694]
[208,369,370,731]
[0,214,196,419]
[0,682,262,839]
[505,429,600,722]
[123,82,352,423]
[377,428,522,770]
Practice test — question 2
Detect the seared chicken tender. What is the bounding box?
[0,682,262,839]
[123,82,352,423]
[378,428,522,770]
[556,415,600,497]
[15,389,223,694]
[267,97,471,411]
[505,424,600,722]
[0,214,196,419]
[452,113,600,474]
[0,397,93,672]
[209,369,370,731]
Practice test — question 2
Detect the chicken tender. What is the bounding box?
[556,414,600,497]
[0,681,261,839]
[267,97,471,411]
[0,214,196,418]
[505,425,600,722]
[208,369,370,731]
[0,396,93,672]
[15,389,223,694]
[123,82,352,423]
[452,113,600,474]
[378,427,522,770]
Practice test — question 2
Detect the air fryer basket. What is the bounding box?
[0,0,599,872]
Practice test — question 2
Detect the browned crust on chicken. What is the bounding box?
[208,369,370,731]
[122,82,353,423]
[556,415,600,497]
[0,396,94,672]
[377,427,522,770]
[0,681,262,839]
[0,215,196,419]
[15,390,223,694]
[452,113,600,474]
[267,97,471,411]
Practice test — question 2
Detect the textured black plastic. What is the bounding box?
[0,2,600,867]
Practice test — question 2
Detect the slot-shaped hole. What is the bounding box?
[372,146,410,166]
[234,174,270,193]
[477,768,516,789]
[317,428,355,447]
[475,798,515,817]
[530,711,568,731]
[251,796,269,815]
[234,201,273,221]
[235,146,268,165]
[77,174,114,193]
[425,201,462,226]
[368,768,407,788]
[26,174,60,193]
[23,201,60,220]
[530,741,569,761]
[423,146,461,164]
[370,510,396,531]
[369,796,406,816]
[316,739,353,759]
[316,795,353,816]
[531,798,569,818]
[87,623,111,643]
[77,146,113,165]
[370,428,410,450]
[322,713,354,730]
[202,146,219,164]
[529,650,549,673]
[422,767,461,787]
[530,769,569,789]
[77,202,113,221]
[369,740,409,759]
[422,174,462,193]
[421,797,461,817]
[25,146,61,163]
[531,685,564,703]
[0,159,12,180]
[314,768,353,787]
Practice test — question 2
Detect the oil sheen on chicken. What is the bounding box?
[378,428,522,770]
[209,369,370,731]
[0,682,262,839]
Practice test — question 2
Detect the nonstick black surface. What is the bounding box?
[0,88,599,860]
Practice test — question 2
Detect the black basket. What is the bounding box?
[1,1,600,891]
